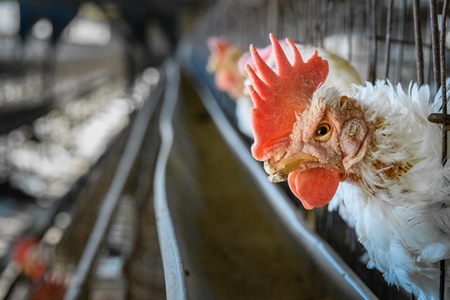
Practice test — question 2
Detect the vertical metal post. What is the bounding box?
[368,0,377,82]
[439,1,449,298]
[440,0,449,163]
[413,0,424,86]
[430,0,441,90]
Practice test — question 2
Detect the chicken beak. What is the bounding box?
[264,152,317,182]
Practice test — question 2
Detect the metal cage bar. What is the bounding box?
[439,0,449,298]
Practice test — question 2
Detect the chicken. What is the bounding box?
[206,37,254,137]
[206,37,247,99]
[246,33,450,299]
[13,237,67,300]
[13,237,48,281]
[207,36,362,139]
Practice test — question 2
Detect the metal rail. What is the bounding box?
[63,69,164,300]
[153,58,187,300]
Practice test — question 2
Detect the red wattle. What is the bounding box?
[288,168,340,210]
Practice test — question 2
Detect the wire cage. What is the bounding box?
[193,0,450,87]
[185,0,450,299]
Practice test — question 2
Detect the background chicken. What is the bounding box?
[207,36,363,139]
[13,237,48,281]
[206,37,254,138]
[13,237,67,300]
[206,37,246,100]
[246,33,450,300]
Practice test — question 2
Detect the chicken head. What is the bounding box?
[246,34,371,209]
[206,37,246,99]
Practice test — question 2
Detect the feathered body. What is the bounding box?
[246,34,450,299]
[329,81,450,299]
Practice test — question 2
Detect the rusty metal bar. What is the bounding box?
[413,0,424,86]
[428,113,450,125]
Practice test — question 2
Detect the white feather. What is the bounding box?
[326,80,450,299]
[235,95,254,138]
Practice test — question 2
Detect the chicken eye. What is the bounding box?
[315,123,332,142]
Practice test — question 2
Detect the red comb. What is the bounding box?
[207,37,232,56]
[246,33,329,161]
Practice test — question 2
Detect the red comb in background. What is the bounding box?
[246,33,329,161]
[13,237,47,281]
[207,37,232,56]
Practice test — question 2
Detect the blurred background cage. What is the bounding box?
[0,0,194,299]
[193,0,446,87]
